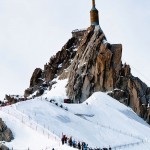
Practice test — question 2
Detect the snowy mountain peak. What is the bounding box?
[1,24,150,150]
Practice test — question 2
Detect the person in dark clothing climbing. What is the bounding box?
[72,139,76,148]
[81,142,84,150]
[84,143,88,150]
[78,142,81,150]
[109,146,111,150]
[64,136,68,144]
[81,142,87,150]
[68,137,73,146]
[61,134,65,145]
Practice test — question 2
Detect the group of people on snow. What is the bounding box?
[61,134,88,149]
[61,134,112,150]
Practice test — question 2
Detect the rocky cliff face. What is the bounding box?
[24,30,86,97]
[0,118,14,142]
[0,144,9,150]
[66,26,150,123]
[108,64,150,122]
[67,26,122,102]
[24,26,150,124]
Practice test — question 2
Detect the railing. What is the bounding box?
[0,107,62,150]
[0,98,149,150]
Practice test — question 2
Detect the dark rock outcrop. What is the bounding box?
[4,95,25,105]
[0,118,13,142]
[67,26,122,102]
[24,29,86,97]
[108,63,150,120]
[66,26,150,123]
[5,95,17,105]
[30,68,43,88]
[0,144,9,150]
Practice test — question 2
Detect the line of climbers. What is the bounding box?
[61,134,112,150]
[47,98,68,111]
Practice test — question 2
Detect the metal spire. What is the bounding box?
[92,0,95,7]
[90,0,99,26]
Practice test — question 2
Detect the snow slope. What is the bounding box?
[1,79,150,150]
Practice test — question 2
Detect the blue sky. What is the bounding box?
[0,0,150,99]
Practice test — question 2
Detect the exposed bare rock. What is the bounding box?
[110,62,149,119]
[0,144,9,150]
[108,89,130,105]
[0,118,13,142]
[44,37,77,82]
[24,88,33,98]
[4,95,26,105]
[30,68,43,88]
[147,108,150,124]
[67,26,122,102]
[24,29,85,97]
[104,59,149,122]
[5,95,17,104]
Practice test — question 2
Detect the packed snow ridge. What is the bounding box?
[1,79,150,150]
